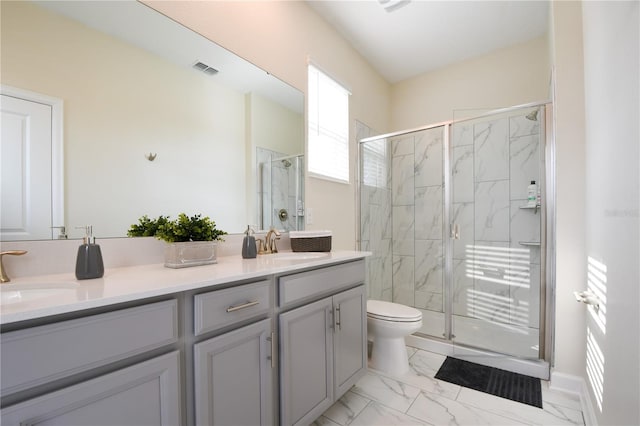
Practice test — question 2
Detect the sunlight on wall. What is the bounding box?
[587,256,607,334]
[586,326,605,412]
[585,256,608,413]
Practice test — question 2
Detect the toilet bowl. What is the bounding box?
[367,300,422,375]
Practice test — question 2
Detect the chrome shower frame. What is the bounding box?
[356,100,556,379]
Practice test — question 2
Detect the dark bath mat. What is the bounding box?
[435,357,543,408]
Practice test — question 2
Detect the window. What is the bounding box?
[308,64,350,183]
[362,138,388,188]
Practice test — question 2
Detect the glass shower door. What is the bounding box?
[449,107,544,360]
[269,155,304,232]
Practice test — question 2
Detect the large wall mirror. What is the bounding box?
[0,0,304,241]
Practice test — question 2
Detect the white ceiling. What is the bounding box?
[307,0,550,83]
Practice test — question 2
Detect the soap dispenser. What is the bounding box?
[242,225,257,259]
[75,225,104,280]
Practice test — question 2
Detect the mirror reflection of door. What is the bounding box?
[1,92,57,240]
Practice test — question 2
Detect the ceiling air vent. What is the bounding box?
[378,0,410,13]
[192,61,219,76]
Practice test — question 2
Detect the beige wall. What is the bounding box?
[582,2,639,423]
[549,2,587,378]
[390,36,550,130]
[247,93,303,158]
[146,0,391,250]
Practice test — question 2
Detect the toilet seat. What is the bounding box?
[367,300,422,322]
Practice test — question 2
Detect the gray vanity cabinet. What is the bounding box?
[1,351,181,425]
[190,278,275,425]
[193,318,274,426]
[0,255,369,426]
[0,299,181,426]
[278,260,367,426]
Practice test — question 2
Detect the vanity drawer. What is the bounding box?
[279,260,365,307]
[194,279,271,336]
[1,299,178,396]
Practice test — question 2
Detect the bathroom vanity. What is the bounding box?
[0,252,368,426]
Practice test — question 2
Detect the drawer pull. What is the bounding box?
[226,300,260,313]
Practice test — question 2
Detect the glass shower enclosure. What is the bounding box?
[358,103,552,376]
[258,150,305,232]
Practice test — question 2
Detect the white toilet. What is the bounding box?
[367,300,423,375]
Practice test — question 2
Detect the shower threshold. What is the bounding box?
[406,333,550,380]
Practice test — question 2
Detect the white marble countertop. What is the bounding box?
[0,251,369,325]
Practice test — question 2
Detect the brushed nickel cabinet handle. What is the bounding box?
[267,332,276,368]
[226,300,259,312]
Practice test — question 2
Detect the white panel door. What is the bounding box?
[1,94,53,240]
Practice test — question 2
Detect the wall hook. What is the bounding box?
[145,153,157,161]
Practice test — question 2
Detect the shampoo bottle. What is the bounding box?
[527,181,537,207]
[242,225,257,259]
[75,225,104,280]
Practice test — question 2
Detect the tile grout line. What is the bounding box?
[347,400,373,426]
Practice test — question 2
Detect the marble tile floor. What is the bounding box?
[312,346,584,426]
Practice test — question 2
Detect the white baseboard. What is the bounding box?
[550,371,598,426]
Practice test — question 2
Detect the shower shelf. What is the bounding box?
[519,241,541,246]
[519,204,541,214]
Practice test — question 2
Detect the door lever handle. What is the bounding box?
[574,290,600,311]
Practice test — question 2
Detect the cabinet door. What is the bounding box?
[0,351,181,426]
[279,297,334,426]
[194,318,273,426]
[333,285,367,398]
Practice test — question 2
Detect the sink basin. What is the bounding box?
[269,252,330,261]
[0,282,78,305]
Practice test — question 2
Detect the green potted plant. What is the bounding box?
[127,215,170,237]
[128,213,227,268]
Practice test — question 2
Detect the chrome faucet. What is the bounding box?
[0,250,28,283]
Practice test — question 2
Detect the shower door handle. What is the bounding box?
[451,223,460,240]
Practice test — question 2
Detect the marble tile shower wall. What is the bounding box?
[452,113,541,332]
[358,121,445,310]
[358,121,393,302]
[391,128,445,314]
[359,111,542,341]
